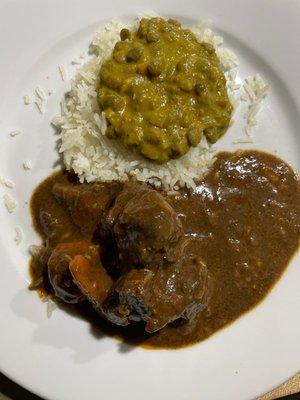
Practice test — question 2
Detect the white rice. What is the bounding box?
[46,297,57,318]
[23,160,32,170]
[41,295,57,318]
[14,227,23,245]
[0,176,14,188]
[243,74,269,128]
[232,137,254,144]
[35,86,46,101]
[3,194,17,213]
[35,98,45,114]
[58,64,68,81]
[56,17,241,191]
[23,95,31,105]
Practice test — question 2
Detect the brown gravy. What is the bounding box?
[30,150,300,348]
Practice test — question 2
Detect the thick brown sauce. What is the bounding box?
[30,151,300,348]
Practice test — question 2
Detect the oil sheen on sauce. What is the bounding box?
[30,150,300,348]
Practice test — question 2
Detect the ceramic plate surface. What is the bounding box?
[0,1,299,399]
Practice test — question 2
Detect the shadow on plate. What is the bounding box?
[10,288,153,364]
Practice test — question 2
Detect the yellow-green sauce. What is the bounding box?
[98,18,232,163]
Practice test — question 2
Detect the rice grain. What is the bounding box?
[14,227,23,245]
[3,194,17,213]
[58,64,68,81]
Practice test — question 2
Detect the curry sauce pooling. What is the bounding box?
[30,150,300,348]
[98,18,232,163]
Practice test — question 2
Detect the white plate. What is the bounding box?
[0,1,299,399]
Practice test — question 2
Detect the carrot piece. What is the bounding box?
[69,255,113,307]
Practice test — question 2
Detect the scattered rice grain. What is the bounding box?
[35,98,45,114]
[23,95,31,105]
[35,86,46,101]
[0,176,14,188]
[243,74,269,128]
[3,194,17,213]
[23,160,32,170]
[232,137,254,144]
[46,298,57,318]
[58,64,67,81]
[14,227,23,245]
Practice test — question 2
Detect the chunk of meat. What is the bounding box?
[103,182,183,266]
[69,255,113,308]
[48,241,101,303]
[103,269,154,326]
[103,253,211,333]
[52,181,121,235]
[46,178,209,332]
[101,183,149,237]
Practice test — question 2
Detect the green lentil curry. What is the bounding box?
[98,18,233,163]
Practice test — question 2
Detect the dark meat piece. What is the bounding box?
[47,179,210,333]
[69,255,113,308]
[103,269,153,326]
[103,252,211,333]
[103,182,183,266]
[52,181,121,236]
[48,241,101,303]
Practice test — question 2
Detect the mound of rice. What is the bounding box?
[53,17,239,191]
